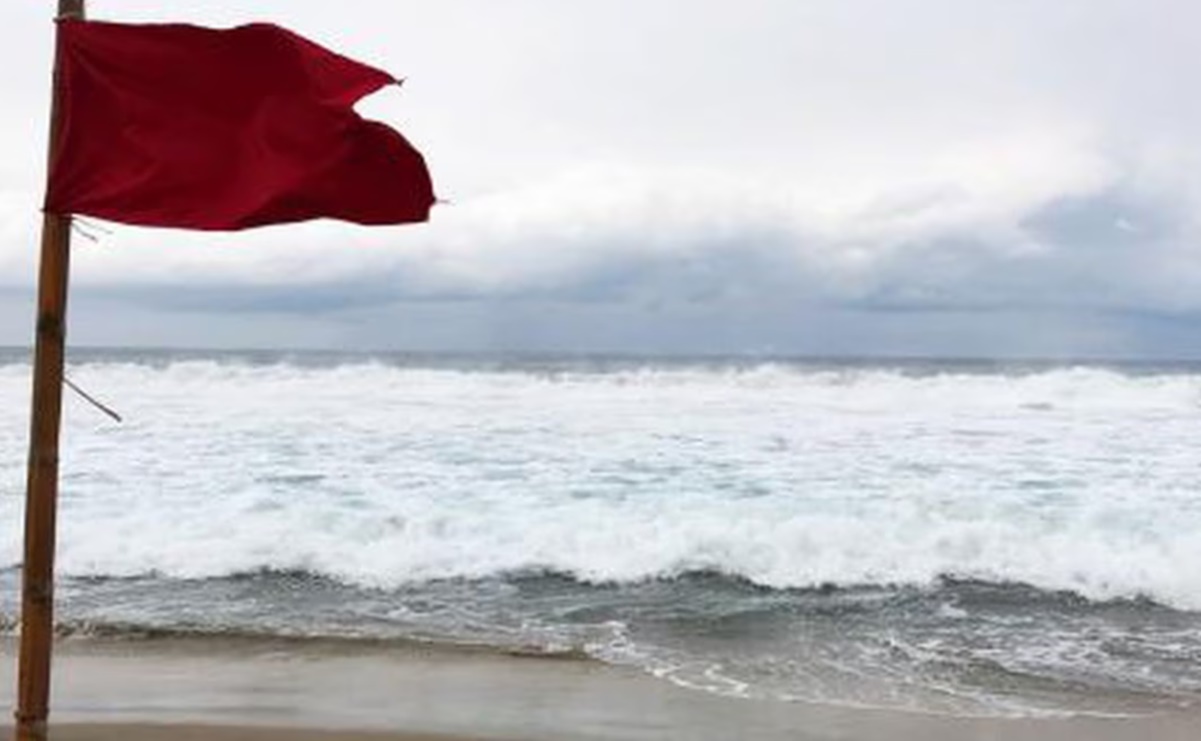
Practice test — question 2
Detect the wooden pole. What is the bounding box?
[15,2,85,740]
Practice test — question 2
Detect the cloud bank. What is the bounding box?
[0,0,1198,356]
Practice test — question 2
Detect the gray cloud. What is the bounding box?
[2,1,1200,357]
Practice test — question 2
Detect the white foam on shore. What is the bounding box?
[2,359,1200,607]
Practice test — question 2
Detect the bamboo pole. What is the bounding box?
[15,2,85,740]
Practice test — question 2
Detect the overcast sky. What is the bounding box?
[1,0,1199,357]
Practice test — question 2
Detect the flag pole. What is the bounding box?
[15,2,85,740]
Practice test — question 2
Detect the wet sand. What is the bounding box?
[35,726,475,741]
[2,637,1200,740]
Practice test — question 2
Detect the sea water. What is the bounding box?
[1,349,1200,715]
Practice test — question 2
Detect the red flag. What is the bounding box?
[45,19,434,230]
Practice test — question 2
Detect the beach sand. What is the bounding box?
[2,637,1200,740]
[29,726,474,741]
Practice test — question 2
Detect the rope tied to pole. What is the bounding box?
[63,375,121,423]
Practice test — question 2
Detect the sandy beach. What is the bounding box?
[0,636,1199,741]
[24,726,473,741]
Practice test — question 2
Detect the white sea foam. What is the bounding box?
[2,359,1200,608]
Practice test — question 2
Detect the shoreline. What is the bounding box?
[7,725,481,741]
[0,637,1199,740]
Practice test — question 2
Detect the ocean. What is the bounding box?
[1,348,1200,717]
